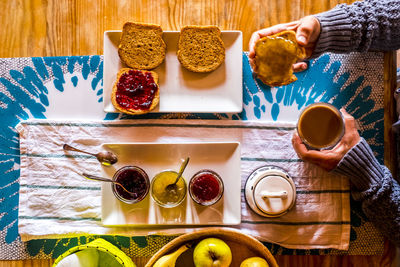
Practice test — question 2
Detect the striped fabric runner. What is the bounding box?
[17,119,350,250]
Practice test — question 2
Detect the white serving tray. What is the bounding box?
[103,30,243,113]
[101,142,241,226]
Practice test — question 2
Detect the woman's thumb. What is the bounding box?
[296,16,319,46]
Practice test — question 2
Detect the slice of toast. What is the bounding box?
[177,26,225,73]
[118,22,166,70]
[111,68,159,115]
[254,30,306,86]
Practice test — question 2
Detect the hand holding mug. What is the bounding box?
[292,108,360,171]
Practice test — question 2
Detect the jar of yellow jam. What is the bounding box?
[151,170,187,208]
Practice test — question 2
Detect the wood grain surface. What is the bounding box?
[0,0,397,266]
[0,0,353,57]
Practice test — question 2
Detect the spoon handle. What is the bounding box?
[63,144,95,156]
[173,157,190,184]
[81,173,134,195]
[82,173,113,182]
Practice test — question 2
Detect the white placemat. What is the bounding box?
[17,119,350,250]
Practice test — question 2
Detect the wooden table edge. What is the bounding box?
[384,51,397,178]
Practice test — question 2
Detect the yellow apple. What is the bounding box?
[193,237,232,267]
[240,257,269,267]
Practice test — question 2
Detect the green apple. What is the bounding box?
[240,257,269,267]
[193,237,232,267]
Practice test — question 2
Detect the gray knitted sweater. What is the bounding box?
[314,0,400,56]
[335,139,400,247]
[313,0,400,247]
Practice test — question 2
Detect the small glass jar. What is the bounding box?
[189,170,224,206]
[151,170,187,208]
[112,166,150,204]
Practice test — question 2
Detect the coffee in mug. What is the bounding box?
[297,103,344,150]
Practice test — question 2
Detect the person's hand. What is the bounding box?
[292,109,360,171]
[248,16,321,72]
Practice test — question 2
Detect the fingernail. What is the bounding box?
[297,35,306,44]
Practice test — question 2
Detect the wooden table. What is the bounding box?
[0,0,397,266]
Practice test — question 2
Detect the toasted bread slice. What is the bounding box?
[177,26,225,73]
[254,30,306,86]
[118,22,166,70]
[111,68,159,115]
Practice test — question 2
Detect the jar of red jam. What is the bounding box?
[189,170,224,206]
[112,166,150,204]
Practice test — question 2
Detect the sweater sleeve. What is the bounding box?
[334,138,400,247]
[313,0,400,57]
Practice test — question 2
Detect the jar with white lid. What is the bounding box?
[245,165,296,217]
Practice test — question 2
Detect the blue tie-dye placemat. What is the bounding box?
[0,53,386,259]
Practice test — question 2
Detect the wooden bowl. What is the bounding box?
[144,227,278,267]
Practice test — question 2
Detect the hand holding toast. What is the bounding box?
[249,16,321,73]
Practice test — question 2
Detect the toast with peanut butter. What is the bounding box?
[254,30,306,86]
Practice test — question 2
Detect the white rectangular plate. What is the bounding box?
[103,30,243,113]
[101,142,241,226]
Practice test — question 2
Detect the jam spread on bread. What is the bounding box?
[116,69,158,110]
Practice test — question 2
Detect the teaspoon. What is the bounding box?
[165,157,190,192]
[82,173,134,195]
[63,144,118,166]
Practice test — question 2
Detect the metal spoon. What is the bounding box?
[82,173,134,195]
[165,157,190,192]
[63,144,118,166]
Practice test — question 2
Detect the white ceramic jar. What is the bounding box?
[245,165,296,217]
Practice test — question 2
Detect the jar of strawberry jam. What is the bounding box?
[189,170,224,206]
[112,166,150,204]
